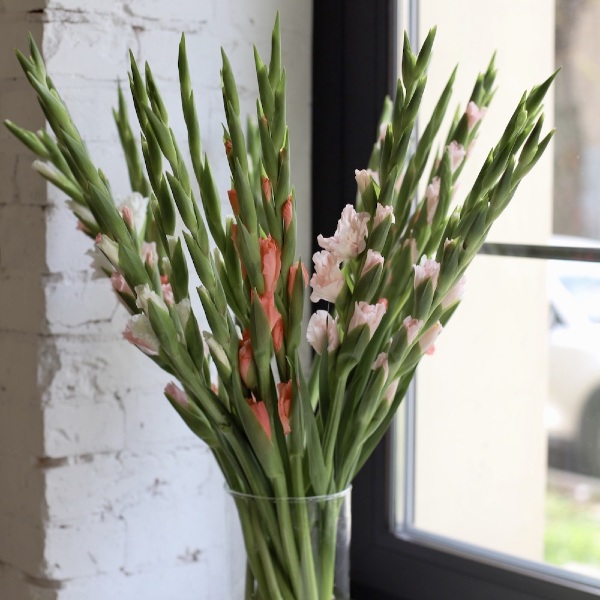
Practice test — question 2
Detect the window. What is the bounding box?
[313,1,600,598]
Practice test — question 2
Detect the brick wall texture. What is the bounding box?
[0,2,312,598]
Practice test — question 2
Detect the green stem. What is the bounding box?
[272,476,303,598]
[290,455,319,599]
[318,497,342,600]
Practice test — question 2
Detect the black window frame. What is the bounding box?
[312,1,600,599]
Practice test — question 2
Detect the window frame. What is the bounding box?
[311,1,600,599]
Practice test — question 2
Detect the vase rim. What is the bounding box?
[225,485,352,502]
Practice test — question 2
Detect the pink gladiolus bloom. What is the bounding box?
[123,314,160,356]
[165,382,189,408]
[413,256,441,291]
[378,298,388,310]
[317,204,370,261]
[348,301,387,338]
[441,275,467,309]
[419,322,443,355]
[135,284,168,314]
[361,249,384,276]
[227,189,240,216]
[247,395,271,440]
[277,380,293,435]
[141,241,158,269]
[372,352,389,380]
[373,202,395,228]
[384,378,400,404]
[425,177,441,225]
[306,310,340,355]
[402,316,423,345]
[238,329,255,389]
[378,121,390,143]
[447,141,466,173]
[287,261,309,298]
[354,169,371,195]
[310,250,345,303]
[162,282,174,307]
[282,196,293,231]
[121,205,135,229]
[259,235,282,295]
[466,101,487,131]
[111,272,132,295]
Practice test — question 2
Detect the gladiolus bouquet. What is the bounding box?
[5,15,554,600]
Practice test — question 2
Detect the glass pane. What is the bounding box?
[405,254,600,581]
[555,0,600,242]
[392,0,600,588]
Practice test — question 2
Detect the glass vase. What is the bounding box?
[228,487,352,600]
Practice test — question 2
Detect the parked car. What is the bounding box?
[546,236,600,475]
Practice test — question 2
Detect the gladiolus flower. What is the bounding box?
[123,314,160,356]
[425,177,440,225]
[135,284,168,314]
[161,282,174,307]
[402,316,423,346]
[118,192,148,233]
[247,395,271,439]
[254,292,285,353]
[141,241,158,269]
[165,382,189,408]
[447,141,466,173]
[384,378,400,404]
[372,352,389,380]
[378,121,390,143]
[287,261,309,297]
[111,272,132,295]
[282,196,293,231]
[224,138,233,158]
[361,249,384,276]
[310,250,345,303]
[441,276,466,309]
[317,204,370,261]
[466,101,486,131]
[354,169,372,195]
[239,329,257,389]
[413,256,441,291]
[348,301,387,338]
[374,202,395,228]
[306,310,340,355]
[174,298,191,332]
[259,235,281,295]
[95,234,120,267]
[261,177,272,202]
[227,189,240,216]
[277,380,293,435]
[419,322,443,355]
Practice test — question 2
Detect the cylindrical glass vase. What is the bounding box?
[228,487,352,600]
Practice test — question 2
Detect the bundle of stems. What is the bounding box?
[5,15,554,599]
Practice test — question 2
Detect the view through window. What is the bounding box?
[394,0,600,592]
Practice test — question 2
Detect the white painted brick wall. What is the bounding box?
[0,1,312,599]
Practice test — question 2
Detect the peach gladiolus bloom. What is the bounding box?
[259,235,282,295]
[227,189,240,216]
[282,196,293,231]
[247,395,271,439]
[239,329,255,389]
[277,380,293,435]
